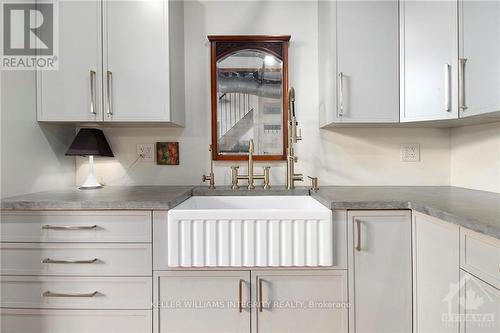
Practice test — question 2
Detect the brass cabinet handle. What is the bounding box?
[238,279,244,313]
[106,70,113,116]
[338,72,344,117]
[258,278,264,312]
[444,64,451,112]
[42,291,98,298]
[89,70,97,115]
[42,225,97,230]
[459,58,468,111]
[42,258,98,264]
[355,219,361,252]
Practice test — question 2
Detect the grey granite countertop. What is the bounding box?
[2,185,499,239]
[0,185,309,210]
[0,186,195,210]
[312,186,500,239]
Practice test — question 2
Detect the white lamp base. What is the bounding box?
[79,156,103,190]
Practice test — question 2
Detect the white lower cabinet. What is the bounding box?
[154,270,348,333]
[252,270,348,333]
[0,276,152,310]
[154,271,251,333]
[0,210,153,333]
[348,210,412,333]
[0,243,152,276]
[0,309,152,333]
[413,212,460,333]
[460,271,500,333]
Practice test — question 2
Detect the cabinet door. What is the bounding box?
[459,0,500,118]
[348,210,412,333]
[103,0,171,122]
[37,0,102,122]
[400,0,459,122]
[413,212,460,333]
[460,271,500,333]
[154,271,250,333]
[336,0,399,123]
[252,270,348,333]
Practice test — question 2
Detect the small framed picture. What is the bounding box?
[156,142,179,165]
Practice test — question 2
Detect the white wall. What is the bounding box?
[0,71,75,198]
[77,0,451,187]
[450,122,500,193]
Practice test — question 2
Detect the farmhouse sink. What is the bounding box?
[167,196,332,268]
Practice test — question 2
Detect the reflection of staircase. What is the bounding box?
[218,108,254,153]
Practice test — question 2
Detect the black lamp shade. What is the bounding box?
[65,128,114,157]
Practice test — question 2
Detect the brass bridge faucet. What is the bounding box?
[231,139,271,190]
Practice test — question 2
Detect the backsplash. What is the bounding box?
[451,122,500,193]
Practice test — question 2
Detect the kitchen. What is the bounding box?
[0,0,499,332]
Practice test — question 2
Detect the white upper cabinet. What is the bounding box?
[319,0,399,126]
[103,0,184,123]
[37,0,184,125]
[37,1,102,122]
[400,1,458,122]
[459,0,500,118]
[336,0,399,123]
[400,0,459,122]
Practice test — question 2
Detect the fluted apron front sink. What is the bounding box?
[167,196,332,267]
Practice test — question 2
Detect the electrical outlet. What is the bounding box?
[137,143,155,162]
[401,143,420,162]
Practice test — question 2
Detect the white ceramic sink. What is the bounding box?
[167,196,332,268]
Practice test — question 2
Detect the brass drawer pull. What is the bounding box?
[42,258,98,264]
[258,278,264,312]
[106,70,113,116]
[42,225,97,230]
[42,291,98,298]
[355,219,362,252]
[89,70,97,115]
[459,58,468,111]
[238,279,244,313]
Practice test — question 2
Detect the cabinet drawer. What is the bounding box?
[0,211,152,243]
[0,276,152,309]
[0,309,152,333]
[0,243,152,276]
[460,228,500,289]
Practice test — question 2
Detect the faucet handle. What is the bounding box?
[307,176,319,192]
[230,166,240,190]
[202,172,215,190]
[263,166,271,190]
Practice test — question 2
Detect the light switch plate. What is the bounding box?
[401,143,420,162]
[137,143,155,162]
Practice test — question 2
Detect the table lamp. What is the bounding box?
[65,128,114,189]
